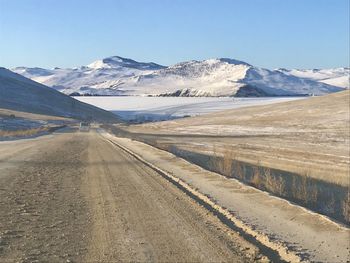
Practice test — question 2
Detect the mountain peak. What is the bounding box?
[168,58,251,70]
[216,58,251,66]
[87,55,165,70]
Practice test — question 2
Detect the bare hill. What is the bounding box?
[0,67,119,122]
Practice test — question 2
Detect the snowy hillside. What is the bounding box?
[277,68,349,89]
[0,67,119,122]
[12,56,346,97]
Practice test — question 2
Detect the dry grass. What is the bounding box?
[211,147,288,198]
[133,136,349,223]
[250,164,286,197]
[221,146,235,177]
[251,165,262,187]
[291,171,319,205]
[126,91,350,187]
[232,160,244,180]
[263,167,285,196]
[295,173,308,202]
[212,148,325,209]
[342,189,350,222]
[0,127,49,138]
[0,108,70,121]
[211,145,235,177]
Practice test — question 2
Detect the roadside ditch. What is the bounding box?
[103,124,350,226]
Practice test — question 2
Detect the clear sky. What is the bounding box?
[0,0,349,69]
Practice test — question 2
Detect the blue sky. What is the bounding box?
[0,0,349,69]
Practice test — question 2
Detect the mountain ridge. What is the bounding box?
[11,55,348,97]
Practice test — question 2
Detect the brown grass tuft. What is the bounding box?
[210,144,235,177]
[251,165,262,187]
[342,189,350,222]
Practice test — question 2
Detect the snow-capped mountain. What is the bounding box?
[13,56,165,94]
[87,56,165,70]
[11,56,346,97]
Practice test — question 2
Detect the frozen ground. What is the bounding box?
[75,96,303,122]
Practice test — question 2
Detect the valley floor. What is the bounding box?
[75,96,302,122]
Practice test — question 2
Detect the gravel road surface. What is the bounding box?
[0,128,261,262]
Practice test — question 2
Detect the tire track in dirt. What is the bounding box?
[83,131,263,262]
[0,132,90,263]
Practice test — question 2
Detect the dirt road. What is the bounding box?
[0,129,261,262]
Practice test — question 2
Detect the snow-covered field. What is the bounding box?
[75,96,303,122]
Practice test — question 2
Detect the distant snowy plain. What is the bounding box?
[75,96,303,122]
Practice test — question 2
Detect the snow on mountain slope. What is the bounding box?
[241,67,343,96]
[99,58,252,97]
[12,56,166,94]
[0,67,119,122]
[12,56,345,97]
[87,56,166,70]
[14,67,53,78]
[277,68,349,89]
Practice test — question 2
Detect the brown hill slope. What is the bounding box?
[126,91,350,185]
[0,68,119,122]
